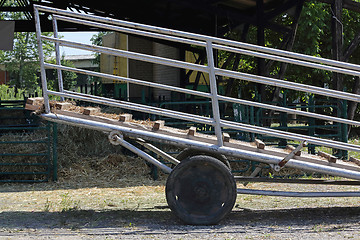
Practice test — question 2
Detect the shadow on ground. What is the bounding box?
[1,206,359,234]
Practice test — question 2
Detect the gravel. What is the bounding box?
[1,180,360,239]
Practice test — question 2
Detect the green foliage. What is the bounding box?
[0,85,42,100]
[219,0,360,104]
[0,1,55,92]
[46,57,77,91]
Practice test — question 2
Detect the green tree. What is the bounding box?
[46,57,77,91]
[0,0,56,92]
[2,32,55,91]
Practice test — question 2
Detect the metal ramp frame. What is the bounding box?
[33,5,360,224]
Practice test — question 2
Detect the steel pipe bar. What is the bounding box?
[40,113,360,180]
[52,15,206,48]
[44,63,211,99]
[47,61,360,128]
[49,87,360,153]
[34,7,50,113]
[214,44,360,78]
[220,120,360,152]
[235,177,360,185]
[218,95,360,127]
[136,138,180,165]
[217,68,360,103]
[51,18,64,101]
[46,90,214,125]
[41,35,209,74]
[206,40,223,146]
[61,90,208,118]
[112,135,172,174]
[57,88,360,153]
[237,188,360,197]
[34,5,360,72]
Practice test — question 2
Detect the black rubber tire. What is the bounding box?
[176,148,231,170]
[166,155,237,225]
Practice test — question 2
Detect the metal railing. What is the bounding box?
[34,5,360,154]
[0,101,57,183]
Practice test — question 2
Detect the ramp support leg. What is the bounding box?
[136,138,180,165]
[108,131,172,174]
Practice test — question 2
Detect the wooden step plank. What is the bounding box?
[119,114,133,122]
[55,102,72,111]
[187,126,197,136]
[349,157,360,167]
[83,107,100,116]
[152,120,165,131]
[318,151,337,163]
[222,133,230,143]
[251,139,265,149]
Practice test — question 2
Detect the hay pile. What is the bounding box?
[0,122,166,184]
[56,124,166,185]
[0,127,50,181]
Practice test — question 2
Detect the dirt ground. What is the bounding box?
[1,177,360,240]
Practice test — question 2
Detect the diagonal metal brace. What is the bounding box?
[278,140,307,168]
[136,138,180,165]
[108,131,172,174]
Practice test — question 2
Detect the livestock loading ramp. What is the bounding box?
[33,5,360,225]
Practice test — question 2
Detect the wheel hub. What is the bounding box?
[193,182,210,203]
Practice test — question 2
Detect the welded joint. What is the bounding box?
[108,130,123,145]
[272,140,307,171]
[107,131,172,174]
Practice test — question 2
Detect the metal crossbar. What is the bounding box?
[34,5,360,166]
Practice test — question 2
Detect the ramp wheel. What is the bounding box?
[166,155,237,225]
[176,148,231,170]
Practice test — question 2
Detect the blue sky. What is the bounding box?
[58,31,97,56]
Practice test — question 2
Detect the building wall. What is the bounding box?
[128,35,153,100]
[100,33,128,84]
[101,32,182,101]
[0,70,9,85]
[153,42,180,101]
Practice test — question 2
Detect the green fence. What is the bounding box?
[0,99,57,183]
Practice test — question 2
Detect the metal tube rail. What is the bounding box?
[45,63,360,131]
[52,14,206,48]
[34,4,360,72]
[52,14,360,79]
[47,90,214,125]
[220,120,360,152]
[41,35,208,74]
[34,7,50,113]
[213,44,360,78]
[217,68,360,103]
[51,17,64,101]
[206,40,224,146]
[42,67,360,153]
[236,189,360,197]
[42,45,360,127]
[40,112,360,181]
[112,135,172,174]
[46,63,360,128]
[44,63,211,99]
[218,95,360,127]
[136,138,180,165]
